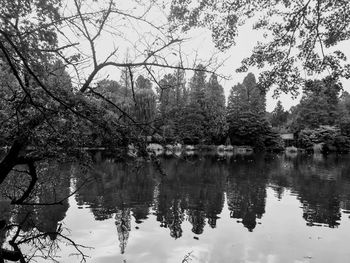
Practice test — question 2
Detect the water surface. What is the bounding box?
[2,152,350,262]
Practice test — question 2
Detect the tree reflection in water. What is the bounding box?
[154,156,225,237]
[2,152,350,261]
[73,153,350,254]
[0,161,90,262]
[72,153,350,254]
[268,154,349,227]
[115,207,131,254]
[226,156,267,231]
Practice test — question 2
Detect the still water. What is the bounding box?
[2,152,350,262]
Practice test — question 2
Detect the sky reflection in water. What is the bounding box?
[4,152,350,262]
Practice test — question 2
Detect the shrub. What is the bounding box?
[297,126,350,153]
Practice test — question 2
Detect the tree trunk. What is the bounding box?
[0,136,27,185]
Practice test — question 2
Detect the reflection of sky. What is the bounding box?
[54,188,350,263]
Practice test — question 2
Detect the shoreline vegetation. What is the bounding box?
[4,70,349,163]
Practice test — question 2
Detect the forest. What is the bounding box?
[64,67,350,153]
[3,58,350,156]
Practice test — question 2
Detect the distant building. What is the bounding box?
[280,133,295,147]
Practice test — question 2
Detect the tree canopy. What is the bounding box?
[291,77,341,130]
[270,101,289,128]
[226,73,282,149]
[169,0,350,95]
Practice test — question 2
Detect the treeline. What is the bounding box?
[95,66,350,152]
[95,66,284,150]
[2,56,349,152]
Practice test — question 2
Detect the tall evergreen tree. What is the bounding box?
[270,101,288,128]
[204,74,227,143]
[174,67,187,106]
[120,67,131,99]
[242,73,266,115]
[226,73,273,149]
[158,73,177,118]
[227,83,245,120]
[189,64,207,108]
[134,75,156,127]
[178,64,207,144]
[156,68,187,141]
[338,91,350,136]
[291,77,341,130]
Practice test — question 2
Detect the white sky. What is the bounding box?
[60,0,350,112]
[177,23,350,112]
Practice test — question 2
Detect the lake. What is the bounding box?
[1,152,350,262]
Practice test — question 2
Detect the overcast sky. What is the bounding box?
[61,1,350,112]
[178,22,350,112]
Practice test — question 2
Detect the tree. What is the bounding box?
[227,83,245,120]
[169,0,350,95]
[97,79,122,96]
[133,75,157,126]
[158,73,177,117]
[155,67,188,142]
[95,79,123,112]
[226,73,279,149]
[174,67,187,107]
[242,73,266,115]
[177,104,206,144]
[204,74,227,144]
[157,73,178,140]
[270,101,289,128]
[119,55,132,99]
[135,75,152,91]
[189,64,207,108]
[291,77,341,130]
[338,91,350,136]
[178,64,207,144]
[227,73,265,117]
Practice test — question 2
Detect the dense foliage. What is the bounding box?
[297,126,350,153]
[270,101,289,129]
[226,73,282,150]
[290,77,341,130]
